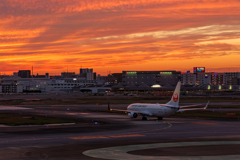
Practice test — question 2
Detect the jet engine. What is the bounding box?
[128,112,138,118]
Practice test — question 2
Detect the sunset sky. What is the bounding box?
[1,0,240,75]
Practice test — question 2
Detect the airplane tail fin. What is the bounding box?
[166,81,181,107]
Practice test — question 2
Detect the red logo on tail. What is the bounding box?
[173,93,178,102]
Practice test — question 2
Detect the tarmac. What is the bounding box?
[0,104,240,159]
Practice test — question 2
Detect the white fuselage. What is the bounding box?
[127,103,178,117]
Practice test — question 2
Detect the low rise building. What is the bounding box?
[50,78,97,92]
[122,71,181,86]
[211,73,225,85]
[225,72,240,85]
[0,83,23,93]
[196,73,211,85]
[17,78,52,93]
[181,73,196,85]
[1,76,98,93]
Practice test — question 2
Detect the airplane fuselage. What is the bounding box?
[127,103,178,117]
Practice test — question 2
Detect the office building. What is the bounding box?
[181,73,196,85]
[196,73,211,85]
[80,68,96,80]
[0,82,23,93]
[211,73,225,85]
[106,73,122,84]
[61,72,75,78]
[122,71,181,86]
[18,70,31,78]
[225,72,240,85]
[80,68,93,75]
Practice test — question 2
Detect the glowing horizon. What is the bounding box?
[0,0,240,76]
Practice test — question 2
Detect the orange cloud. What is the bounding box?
[0,0,240,75]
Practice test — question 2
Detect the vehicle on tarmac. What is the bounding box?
[109,81,209,120]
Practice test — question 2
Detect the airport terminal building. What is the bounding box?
[122,71,181,86]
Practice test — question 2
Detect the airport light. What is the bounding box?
[151,84,161,88]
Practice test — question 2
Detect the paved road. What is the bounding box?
[0,105,239,159]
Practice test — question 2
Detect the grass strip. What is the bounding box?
[0,114,75,126]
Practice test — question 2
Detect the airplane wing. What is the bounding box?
[108,107,153,116]
[162,104,201,108]
[179,104,203,108]
[177,101,210,112]
[109,109,127,112]
[108,105,138,113]
[109,109,152,116]
[108,104,129,112]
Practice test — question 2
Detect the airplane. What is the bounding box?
[108,81,209,120]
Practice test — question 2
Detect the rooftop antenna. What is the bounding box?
[32,65,33,78]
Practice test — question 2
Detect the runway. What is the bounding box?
[0,104,240,159]
[83,141,240,160]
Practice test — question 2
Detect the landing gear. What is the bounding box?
[158,117,163,120]
[133,113,138,118]
[142,116,147,120]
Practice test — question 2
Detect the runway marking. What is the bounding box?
[70,134,144,140]
[130,122,173,135]
[83,141,240,160]
[193,122,217,125]
[0,106,33,110]
[65,113,90,115]
[109,135,144,138]
[71,136,108,140]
